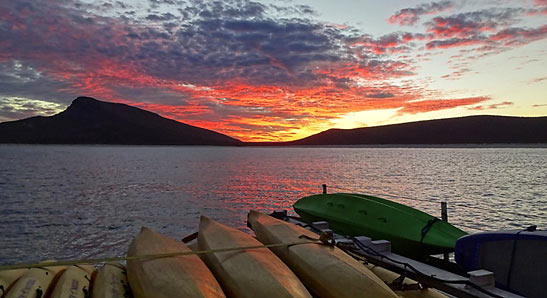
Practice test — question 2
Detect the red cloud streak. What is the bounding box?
[398,97,490,115]
[467,101,513,111]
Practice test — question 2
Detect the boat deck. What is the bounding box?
[282,215,524,298]
[1,212,527,298]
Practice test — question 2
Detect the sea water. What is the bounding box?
[1,145,546,264]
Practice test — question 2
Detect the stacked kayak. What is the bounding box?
[1,212,465,298]
[0,262,131,298]
[248,210,399,298]
[294,193,467,258]
[50,264,95,298]
[3,261,65,298]
[125,220,399,298]
[0,269,26,296]
[91,263,130,298]
[197,216,311,298]
[126,227,225,298]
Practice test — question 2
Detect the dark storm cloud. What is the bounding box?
[188,0,267,19]
[115,3,355,86]
[0,0,351,89]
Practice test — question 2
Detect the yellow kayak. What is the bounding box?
[91,262,130,298]
[50,265,95,298]
[365,264,448,298]
[198,216,312,298]
[0,269,26,297]
[247,210,399,298]
[4,261,65,298]
[126,227,225,298]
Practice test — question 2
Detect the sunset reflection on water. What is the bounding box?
[1,145,546,264]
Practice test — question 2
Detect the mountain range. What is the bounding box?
[1,97,546,145]
[287,115,547,145]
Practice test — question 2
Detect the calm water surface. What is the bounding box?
[1,145,546,264]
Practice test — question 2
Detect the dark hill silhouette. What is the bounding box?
[2,99,546,146]
[288,115,547,145]
[0,97,242,145]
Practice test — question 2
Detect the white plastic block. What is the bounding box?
[371,240,391,253]
[312,221,329,230]
[467,269,495,288]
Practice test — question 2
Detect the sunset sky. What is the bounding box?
[1,0,546,141]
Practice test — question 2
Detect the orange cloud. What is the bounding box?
[467,101,513,111]
[398,97,490,115]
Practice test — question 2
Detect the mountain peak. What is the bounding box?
[0,97,242,145]
[66,96,105,111]
[72,96,100,104]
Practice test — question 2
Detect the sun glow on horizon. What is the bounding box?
[0,0,546,142]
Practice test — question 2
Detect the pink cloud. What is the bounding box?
[426,38,485,49]
[389,1,453,26]
[467,101,513,110]
[428,17,497,39]
[490,25,547,45]
[530,76,547,83]
[352,32,432,55]
[398,97,490,114]
[441,68,471,80]
[527,8,547,15]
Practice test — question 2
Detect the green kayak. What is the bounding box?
[293,193,467,258]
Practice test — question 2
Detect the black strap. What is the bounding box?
[181,232,198,243]
[123,280,132,298]
[507,225,537,288]
[387,272,423,291]
[420,218,440,243]
[297,234,335,246]
[83,287,91,298]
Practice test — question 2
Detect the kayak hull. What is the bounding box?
[198,216,311,298]
[247,210,398,298]
[0,269,26,296]
[4,263,64,298]
[294,193,466,258]
[50,265,95,298]
[126,227,225,298]
[91,263,129,298]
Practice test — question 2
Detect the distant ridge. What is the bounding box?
[0,97,242,145]
[1,99,546,146]
[287,115,547,145]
